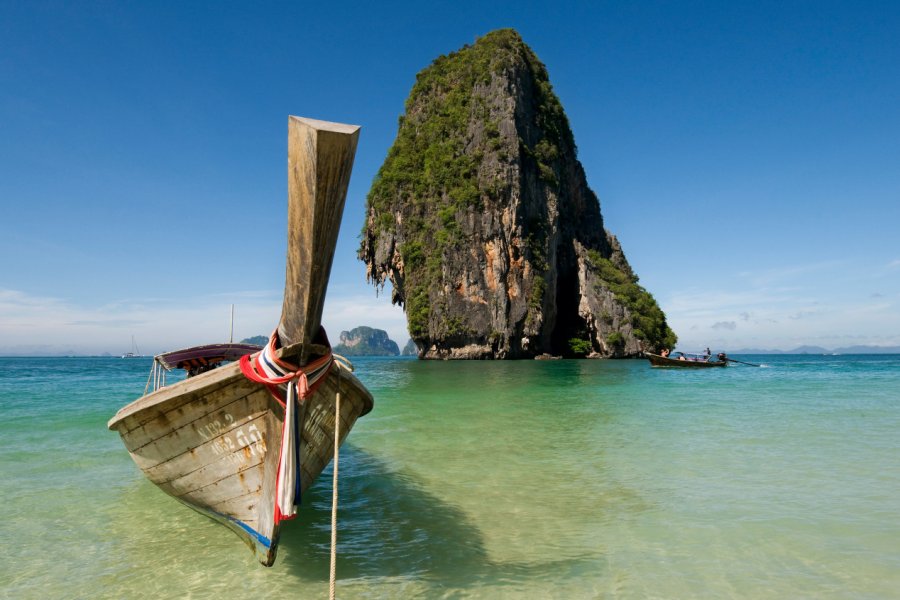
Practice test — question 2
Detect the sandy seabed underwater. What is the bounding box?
[1,354,898,598]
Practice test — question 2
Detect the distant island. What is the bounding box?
[241,330,408,356]
[332,326,400,357]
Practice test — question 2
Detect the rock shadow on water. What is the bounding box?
[277,444,601,589]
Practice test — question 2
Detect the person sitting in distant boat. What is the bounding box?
[661,348,670,357]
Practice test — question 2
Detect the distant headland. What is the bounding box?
[726,345,900,355]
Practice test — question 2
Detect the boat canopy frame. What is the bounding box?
[144,342,263,394]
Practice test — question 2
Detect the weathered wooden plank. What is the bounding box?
[295,373,370,492]
[204,491,261,520]
[128,407,271,474]
[109,361,247,431]
[279,117,361,354]
[149,415,269,488]
[256,408,281,539]
[161,452,264,501]
[175,465,264,508]
[123,386,266,454]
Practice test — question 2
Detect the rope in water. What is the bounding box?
[329,364,341,600]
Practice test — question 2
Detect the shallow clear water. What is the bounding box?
[1,355,898,598]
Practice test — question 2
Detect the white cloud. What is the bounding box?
[736,260,849,287]
[0,287,411,355]
[664,282,900,351]
[666,287,808,318]
[0,287,281,355]
[788,310,817,320]
[660,256,900,350]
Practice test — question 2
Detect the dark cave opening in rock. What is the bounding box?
[550,268,589,357]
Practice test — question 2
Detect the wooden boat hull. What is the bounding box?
[107,360,372,565]
[646,353,727,368]
[108,116,369,566]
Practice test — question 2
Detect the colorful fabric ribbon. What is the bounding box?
[240,330,333,522]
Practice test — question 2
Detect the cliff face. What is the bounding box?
[360,29,676,359]
[332,326,400,357]
[401,339,419,356]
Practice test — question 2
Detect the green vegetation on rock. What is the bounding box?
[568,338,592,356]
[360,28,678,359]
[332,326,400,357]
[585,250,677,350]
[363,29,571,340]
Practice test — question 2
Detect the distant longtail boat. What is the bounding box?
[108,117,373,566]
[645,351,728,368]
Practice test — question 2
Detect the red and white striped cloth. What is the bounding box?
[240,330,333,522]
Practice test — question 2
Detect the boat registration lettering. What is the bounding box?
[210,434,236,459]
[236,423,267,456]
[197,413,236,441]
[203,421,267,465]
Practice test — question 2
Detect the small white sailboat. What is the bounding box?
[122,336,141,358]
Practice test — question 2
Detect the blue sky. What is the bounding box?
[1,0,898,355]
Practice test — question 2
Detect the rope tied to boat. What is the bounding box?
[329,364,341,600]
[239,329,334,523]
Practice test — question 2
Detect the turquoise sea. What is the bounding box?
[1,354,898,598]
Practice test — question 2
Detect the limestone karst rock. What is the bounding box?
[360,29,676,359]
[401,339,419,356]
[332,326,400,357]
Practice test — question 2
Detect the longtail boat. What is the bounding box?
[645,351,728,368]
[108,117,373,567]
